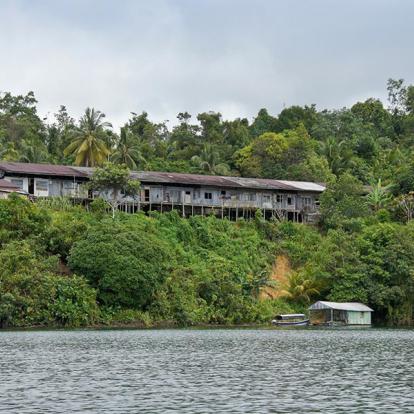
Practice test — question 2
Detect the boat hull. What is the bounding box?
[271,319,309,327]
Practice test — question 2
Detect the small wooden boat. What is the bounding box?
[271,314,309,326]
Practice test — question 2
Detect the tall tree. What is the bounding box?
[191,144,230,175]
[249,108,278,138]
[112,126,146,169]
[46,105,76,161]
[64,108,111,166]
[275,105,318,133]
[0,91,47,161]
[197,112,224,145]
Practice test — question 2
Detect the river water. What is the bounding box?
[0,328,413,413]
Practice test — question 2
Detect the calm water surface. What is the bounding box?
[0,328,413,413]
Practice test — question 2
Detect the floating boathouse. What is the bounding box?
[309,301,373,326]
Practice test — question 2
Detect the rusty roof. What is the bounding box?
[130,171,325,192]
[0,162,325,192]
[0,161,88,178]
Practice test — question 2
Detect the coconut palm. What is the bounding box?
[111,127,146,170]
[19,141,49,163]
[319,137,349,174]
[279,271,319,304]
[64,107,111,166]
[191,143,230,175]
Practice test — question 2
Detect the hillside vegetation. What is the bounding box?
[1,78,414,327]
[0,193,413,328]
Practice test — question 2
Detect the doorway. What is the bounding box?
[28,178,34,195]
[184,191,191,204]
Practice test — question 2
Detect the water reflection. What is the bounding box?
[0,328,414,413]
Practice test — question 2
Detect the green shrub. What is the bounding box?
[68,221,173,308]
[0,240,98,327]
[0,193,50,244]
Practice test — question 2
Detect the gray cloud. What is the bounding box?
[1,0,413,129]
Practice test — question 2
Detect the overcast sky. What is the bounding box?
[1,0,413,129]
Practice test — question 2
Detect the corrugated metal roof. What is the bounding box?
[309,301,373,312]
[278,180,326,192]
[0,161,88,178]
[0,162,326,193]
[130,171,304,191]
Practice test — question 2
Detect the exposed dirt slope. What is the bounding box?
[259,255,291,300]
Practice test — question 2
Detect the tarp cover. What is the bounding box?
[275,314,306,320]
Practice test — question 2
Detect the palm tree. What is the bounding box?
[191,144,230,175]
[0,143,19,161]
[19,140,49,163]
[64,107,111,166]
[319,137,349,174]
[111,127,146,169]
[366,178,393,211]
[279,271,319,304]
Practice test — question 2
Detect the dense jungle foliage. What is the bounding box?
[1,78,414,327]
